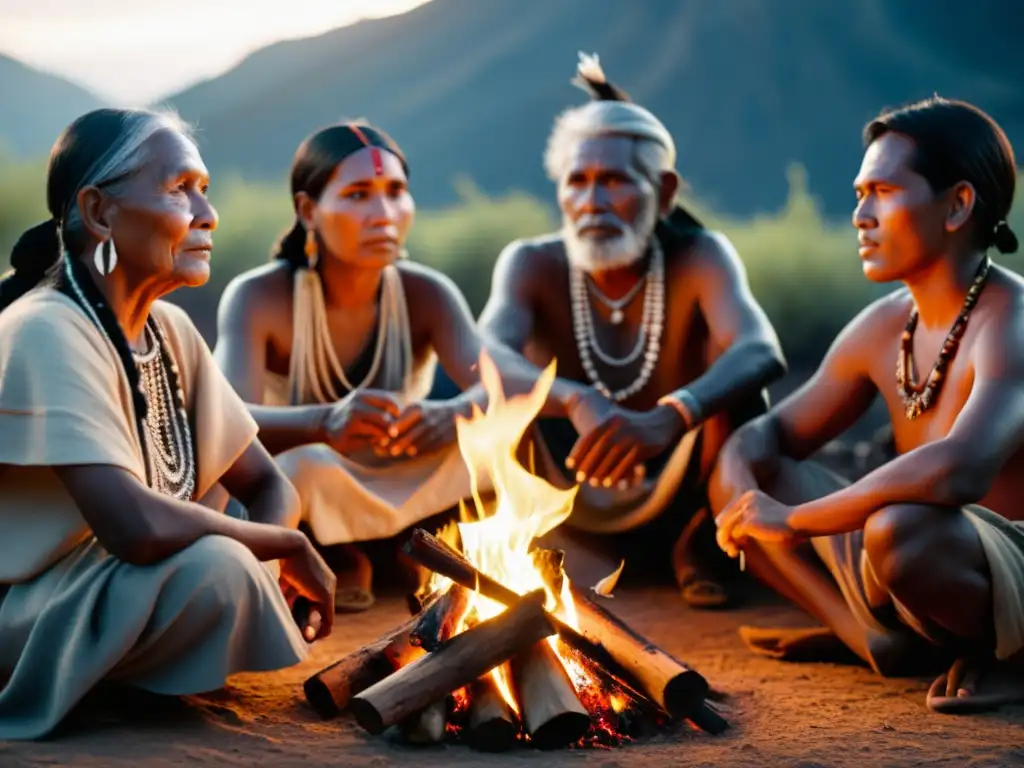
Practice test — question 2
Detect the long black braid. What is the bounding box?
[56,244,154,484]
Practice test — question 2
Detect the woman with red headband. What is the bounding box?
[214,122,515,611]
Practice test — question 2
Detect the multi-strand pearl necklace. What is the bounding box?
[64,257,196,500]
[569,239,665,402]
[132,322,196,500]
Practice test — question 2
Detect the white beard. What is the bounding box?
[562,197,660,274]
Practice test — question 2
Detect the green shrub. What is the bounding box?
[1,152,1020,368]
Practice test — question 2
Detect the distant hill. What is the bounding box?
[0,55,107,157]
[160,0,1023,218]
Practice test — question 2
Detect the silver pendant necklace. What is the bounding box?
[569,239,665,402]
[585,271,646,325]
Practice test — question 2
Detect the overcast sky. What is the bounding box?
[0,0,432,105]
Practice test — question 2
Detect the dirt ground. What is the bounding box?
[4,584,1023,768]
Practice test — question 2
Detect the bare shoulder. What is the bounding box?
[395,259,465,308]
[664,229,741,276]
[979,265,1024,317]
[829,288,911,367]
[491,234,567,288]
[216,260,293,332]
[971,266,1024,362]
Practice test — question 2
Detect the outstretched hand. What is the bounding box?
[715,490,797,558]
[565,392,686,489]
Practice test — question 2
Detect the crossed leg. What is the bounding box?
[709,457,1024,711]
[709,458,927,674]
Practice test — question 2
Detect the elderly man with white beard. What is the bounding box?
[479,55,786,608]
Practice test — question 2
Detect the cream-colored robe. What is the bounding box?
[0,289,307,741]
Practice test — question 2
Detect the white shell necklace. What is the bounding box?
[63,257,196,500]
[569,238,665,402]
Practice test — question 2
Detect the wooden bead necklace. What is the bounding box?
[896,256,991,420]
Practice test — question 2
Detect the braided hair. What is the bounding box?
[1,108,192,454]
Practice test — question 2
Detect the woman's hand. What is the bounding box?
[322,390,403,455]
[376,400,461,458]
[278,536,336,641]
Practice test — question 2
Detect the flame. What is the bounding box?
[426,351,591,713]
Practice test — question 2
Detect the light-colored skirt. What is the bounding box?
[0,535,307,740]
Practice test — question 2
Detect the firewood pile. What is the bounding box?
[303,529,728,751]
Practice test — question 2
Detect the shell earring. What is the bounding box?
[304,228,319,269]
[93,239,117,276]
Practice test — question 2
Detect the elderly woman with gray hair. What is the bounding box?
[0,108,335,740]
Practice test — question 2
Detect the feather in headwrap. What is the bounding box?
[564,52,703,235]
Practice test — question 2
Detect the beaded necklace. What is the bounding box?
[63,257,196,498]
[569,238,665,402]
[896,256,991,420]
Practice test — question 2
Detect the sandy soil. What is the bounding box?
[4,584,1022,768]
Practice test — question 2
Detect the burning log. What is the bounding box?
[511,641,590,749]
[303,619,420,719]
[530,549,566,593]
[410,585,470,651]
[568,583,708,720]
[465,673,518,752]
[350,590,556,735]
[401,585,471,744]
[404,529,709,719]
[400,699,448,744]
[303,586,466,718]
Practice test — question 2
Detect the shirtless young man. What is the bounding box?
[713,96,1024,712]
[479,55,786,607]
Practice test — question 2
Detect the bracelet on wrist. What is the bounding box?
[657,389,704,431]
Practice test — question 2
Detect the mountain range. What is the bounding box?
[3,0,1021,217]
[0,55,107,157]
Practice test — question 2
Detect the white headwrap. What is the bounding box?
[544,53,676,180]
[557,100,676,167]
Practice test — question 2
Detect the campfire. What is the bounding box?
[304,354,727,750]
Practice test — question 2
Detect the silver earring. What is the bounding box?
[93,239,117,276]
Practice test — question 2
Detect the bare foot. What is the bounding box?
[739,625,858,663]
[927,657,1024,714]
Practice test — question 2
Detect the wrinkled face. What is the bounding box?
[310,147,414,269]
[101,129,217,289]
[852,132,953,283]
[558,135,659,273]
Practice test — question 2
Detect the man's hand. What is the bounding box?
[323,390,403,455]
[715,489,797,558]
[376,400,461,458]
[565,395,686,489]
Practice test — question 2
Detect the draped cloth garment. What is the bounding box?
[0,289,307,740]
